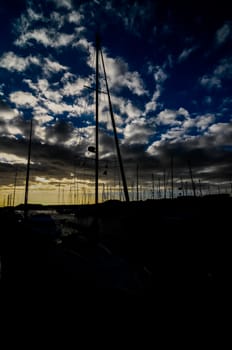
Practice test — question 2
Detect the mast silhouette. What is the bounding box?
[188,159,196,197]
[94,35,129,203]
[24,118,33,219]
[13,167,18,207]
[95,34,100,205]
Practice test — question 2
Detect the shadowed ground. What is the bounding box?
[0,195,231,311]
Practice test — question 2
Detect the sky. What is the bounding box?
[0,0,232,205]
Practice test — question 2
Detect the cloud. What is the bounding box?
[199,75,221,89]
[67,10,83,23]
[156,108,189,126]
[110,95,143,123]
[109,1,154,37]
[100,53,148,96]
[0,152,27,165]
[145,63,168,113]
[13,1,84,50]
[48,0,73,10]
[145,120,232,181]
[9,91,38,108]
[33,115,54,125]
[183,114,215,131]
[0,51,40,72]
[215,22,232,46]
[178,46,197,63]
[208,122,232,145]
[145,90,160,114]
[43,57,68,76]
[214,57,232,79]
[148,65,168,84]
[62,77,87,96]
[199,56,232,90]
[15,27,75,48]
[0,99,20,121]
[124,117,155,145]
[45,119,74,144]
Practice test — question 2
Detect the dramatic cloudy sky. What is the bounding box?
[0,0,231,204]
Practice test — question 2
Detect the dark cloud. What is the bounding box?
[45,119,74,143]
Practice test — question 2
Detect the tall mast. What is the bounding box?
[136,164,139,201]
[100,46,130,202]
[13,167,18,207]
[171,155,174,199]
[188,159,196,197]
[24,117,33,219]
[95,34,100,205]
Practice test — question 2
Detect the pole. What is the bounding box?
[171,155,174,199]
[100,47,130,202]
[95,34,100,205]
[13,168,18,207]
[24,118,33,219]
[188,160,196,197]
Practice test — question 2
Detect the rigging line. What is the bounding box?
[99,46,130,202]
[95,33,100,204]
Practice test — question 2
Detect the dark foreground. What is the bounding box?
[0,195,231,312]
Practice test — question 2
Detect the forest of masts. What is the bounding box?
[1,162,231,207]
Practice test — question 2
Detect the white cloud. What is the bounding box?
[145,90,160,114]
[24,78,63,104]
[0,52,40,72]
[44,100,87,116]
[195,114,215,131]
[200,57,232,90]
[33,124,47,141]
[208,122,232,145]
[15,28,75,48]
[100,54,148,96]
[215,22,232,46]
[49,0,73,10]
[200,75,221,89]
[62,77,87,96]
[124,117,154,144]
[183,114,215,131]
[160,127,185,141]
[208,122,229,134]
[68,10,83,23]
[5,125,22,136]
[111,96,143,122]
[43,57,68,75]
[0,152,27,165]
[178,46,197,63]
[0,106,19,121]
[154,66,168,84]
[156,108,188,126]
[214,57,232,78]
[146,64,168,111]
[33,115,54,125]
[148,64,168,84]
[10,91,38,108]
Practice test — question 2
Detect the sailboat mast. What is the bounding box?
[171,155,174,199]
[24,117,33,218]
[13,167,18,207]
[188,159,196,197]
[95,34,100,205]
[99,47,130,202]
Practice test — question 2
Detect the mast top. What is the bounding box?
[95,33,100,49]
